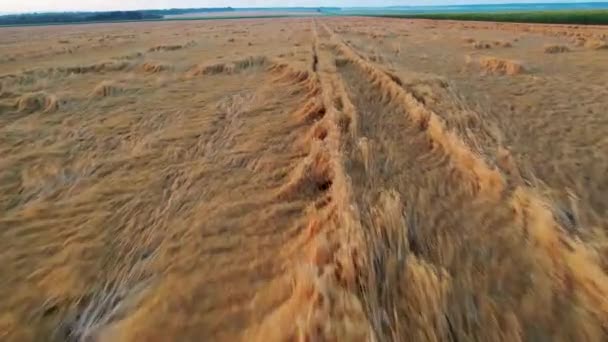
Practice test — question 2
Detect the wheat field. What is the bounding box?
[1,17,607,341]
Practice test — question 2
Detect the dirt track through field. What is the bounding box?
[1,17,608,341]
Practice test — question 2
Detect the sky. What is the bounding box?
[0,0,605,14]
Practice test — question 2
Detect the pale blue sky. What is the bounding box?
[0,0,604,14]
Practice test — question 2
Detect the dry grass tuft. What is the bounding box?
[233,55,268,70]
[16,92,59,113]
[584,39,608,50]
[572,37,587,46]
[277,141,333,200]
[188,62,234,77]
[382,69,403,86]
[479,56,526,75]
[391,43,401,55]
[359,191,451,341]
[472,41,492,49]
[140,62,170,73]
[334,57,349,67]
[62,61,131,74]
[544,44,570,53]
[401,77,449,106]
[187,56,268,77]
[91,81,123,97]
[494,40,513,47]
[469,39,511,49]
[147,44,183,52]
[275,67,312,85]
[111,52,144,61]
[295,98,326,124]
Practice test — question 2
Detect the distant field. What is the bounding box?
[164,10,321,19]
[372,10,608,25]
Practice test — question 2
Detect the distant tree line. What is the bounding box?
[378,10,608,26]
[143,7,234,16]
[0,11,160,25]
[0,7,235,26]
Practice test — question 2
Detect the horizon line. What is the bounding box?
[2,1,607,16]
